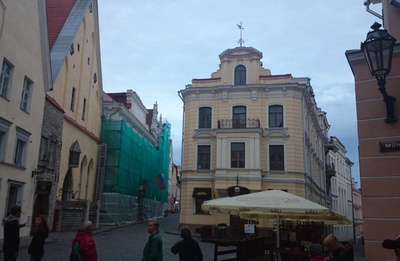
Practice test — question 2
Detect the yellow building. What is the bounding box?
[0,0,50,238]
[178,46,331,231]
[47,0,103,230]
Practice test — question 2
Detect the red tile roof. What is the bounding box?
[47,0,77,50]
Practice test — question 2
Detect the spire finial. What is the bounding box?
[236,21,245,47]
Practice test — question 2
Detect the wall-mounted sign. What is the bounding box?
[244,224,255,234]
[380,141,400,152]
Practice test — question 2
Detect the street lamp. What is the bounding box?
[234,175,240,193]
[361,22,397,123]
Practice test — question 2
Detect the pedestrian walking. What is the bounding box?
[323,234,351,261]
[70,220,97,261]
[306,243,328,261]
[143,220,163,261]
[382,235,400,261]
[171,226,203,261]
[3,206,26,261]
[28,215,49,261]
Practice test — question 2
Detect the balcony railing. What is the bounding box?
[218,118,260,129]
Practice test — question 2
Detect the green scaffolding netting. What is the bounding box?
[100,120,171,224]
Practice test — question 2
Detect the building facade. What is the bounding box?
[0,0,49,238]
[100,90,171,224]
[352,180,363,243]
[178,46,334,231]
[46,0,104,231]
[327,136,354,241]
[346,1,400,259]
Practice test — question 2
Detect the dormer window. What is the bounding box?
[234,65,246,85]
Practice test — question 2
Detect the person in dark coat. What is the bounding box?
[323,234,351,261]
[171,226,203,261]
[382,235,400,261]
[143,220,163,261]
[28,215,49,261]
[71,220,98,261]
[3,206,26,261]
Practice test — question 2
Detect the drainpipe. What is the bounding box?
[364,0,383,19]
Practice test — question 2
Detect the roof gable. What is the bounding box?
[47,0,77,50]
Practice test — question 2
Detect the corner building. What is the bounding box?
[178,46,331,231]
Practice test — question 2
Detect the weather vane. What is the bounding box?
[236,21,245,47]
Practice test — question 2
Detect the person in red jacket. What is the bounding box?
[71,220,97,261]
[307,243,328,261]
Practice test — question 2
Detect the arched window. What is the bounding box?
[234,65,246,85]
[198,107,212,128]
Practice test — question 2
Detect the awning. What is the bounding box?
[192,188,211,199]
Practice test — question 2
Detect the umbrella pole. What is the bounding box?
[276,214,280,248]
[276,214,281,261]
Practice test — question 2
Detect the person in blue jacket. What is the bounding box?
[171,226,203,261]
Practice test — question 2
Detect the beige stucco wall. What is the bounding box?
[0,0,48,238]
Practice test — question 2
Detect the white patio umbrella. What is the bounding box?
[201,189,352,247]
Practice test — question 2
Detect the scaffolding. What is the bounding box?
[99,120,170,224]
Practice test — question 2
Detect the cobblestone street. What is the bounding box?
[1,213,217,261]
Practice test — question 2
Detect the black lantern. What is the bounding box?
[361,22,397,123]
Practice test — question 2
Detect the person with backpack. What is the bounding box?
[28,215,49,261]
[171,226,203,261]
[70,220,97,261]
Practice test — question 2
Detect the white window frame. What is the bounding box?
[14,127,31,167]
[197,106,213,129]
[196,144,212,170]
[5,181,24,217]
[0,117,12,162]
[267,143,286,171]
[267,103,285,128]
[230,141,246,169]
[0,59,13,99]
[20,77,33,112]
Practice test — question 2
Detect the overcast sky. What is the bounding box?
[97,0,383,187]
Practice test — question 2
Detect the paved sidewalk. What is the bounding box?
[0,220,149,253]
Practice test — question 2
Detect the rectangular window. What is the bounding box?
[0,117,12,162]
[233,106,246,128]
[231,142,245,168]
[0,60,12,98]
[6,182,24,217]
[14,139,26,166]
[269,105,283,127]
[197,145,210,170]
[0,131,5,161]
[198,107,212,128]
[70,87,76,111]
[14,127,31,167]
[195,198,209,214]
[82,98,87,120]
[38,137,48,166]
[269,145,284,171]
[20,77,32,112]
